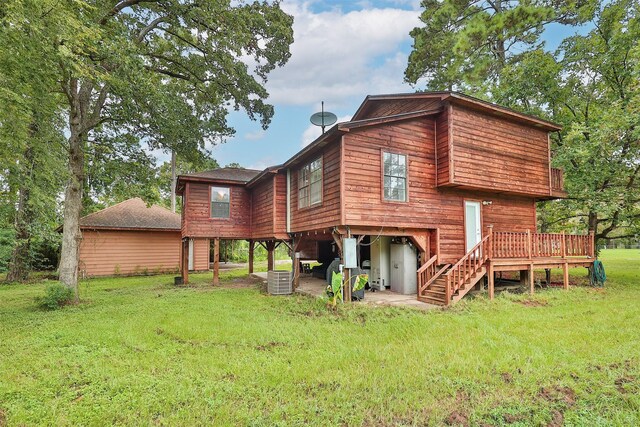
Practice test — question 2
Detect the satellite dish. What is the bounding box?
[310,101,337,134]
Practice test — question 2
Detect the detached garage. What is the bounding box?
[78,198,209,277]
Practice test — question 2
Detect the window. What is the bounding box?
[210,186,230,218]
[383,152,407,202]
[298,157,322,208]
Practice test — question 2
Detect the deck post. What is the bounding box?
[528,263,534,295]
[487,225,493,259]
[266,240,276,271]
[589,231,596,258]
[213,237,220,285]
[562,261,569,290]
[526,229,532,260]
[487,262,494,300]
[561,231,566,259]
[248,240,254,274]
[181,238,189,285]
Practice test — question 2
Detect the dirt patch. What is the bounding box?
[539,386,576,407]
[501,372,513,383]
[503,413,524,423]
[0,408,6,427]
[255,341,287,351]
[445,411,468,426]
[516,299,548,307]
[546,409,564,427]
[615,376,636,393]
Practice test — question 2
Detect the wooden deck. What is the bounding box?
[418,229,595,305]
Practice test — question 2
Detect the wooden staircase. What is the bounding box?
[417,235,491,306]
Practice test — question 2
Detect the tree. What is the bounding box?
[406,0,640,244]
[405,0,596,92]
[2,1,293,297]
[0,4,67,281]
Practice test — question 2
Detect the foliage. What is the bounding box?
[0,250,638,424]
[0,0,294,290]
[37,282,75,310]
[406,0,640,242]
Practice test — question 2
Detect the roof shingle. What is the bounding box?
[79,198,180,231]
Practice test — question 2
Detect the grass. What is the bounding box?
[0,250,639,426]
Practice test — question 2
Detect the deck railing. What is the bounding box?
[417,255,440,294]
[491,229,594,259]
[551,168,564,192]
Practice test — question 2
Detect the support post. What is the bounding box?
[181,239,189,285]
[266,241,276,271]
[488,262,494,300]
[526,229,532,260]
[290,237,302,289]
[248,240,254,275]
[562,261,569,290]
[213,237,220,285]
[529,263,534,295]
[561,231,566,259]
[487,225,493,259]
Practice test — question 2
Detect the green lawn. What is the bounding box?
[1,251,639,426]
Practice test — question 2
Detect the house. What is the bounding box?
[78,198,208,277]
[176,92,594,305]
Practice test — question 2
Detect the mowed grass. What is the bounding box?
[1,252,639,426]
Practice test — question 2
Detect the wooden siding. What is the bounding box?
[448,105,550,196]
[79,230,181,277]
[357,98,442,120]
[290,142,342,232]
[182,182,252,238]
[342,117,537,264]
[192,238,210,271]
[435,106,451,186]
[251,178,274,239]
[274,172,288,236]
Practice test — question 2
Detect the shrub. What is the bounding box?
[38,283,75,310]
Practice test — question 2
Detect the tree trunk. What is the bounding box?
[6,146,34,282]
[58,130,85,300]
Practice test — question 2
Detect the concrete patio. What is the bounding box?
[252,272,437,310]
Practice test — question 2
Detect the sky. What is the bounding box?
[209,0,424,171]
[197,0,588,171]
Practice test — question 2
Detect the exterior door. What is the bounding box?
[188,239,194,270]
[464,201,482,253]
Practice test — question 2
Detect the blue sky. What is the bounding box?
[201,0,587,171]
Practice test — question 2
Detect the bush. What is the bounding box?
[38,283,75,310]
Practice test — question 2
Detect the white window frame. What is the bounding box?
[298,156,323,209]
[210,186,230,218]
[383,152,408,202]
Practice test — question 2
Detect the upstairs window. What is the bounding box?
[383,152,407,202]
[298,157,323,208]
[210,186,230,218]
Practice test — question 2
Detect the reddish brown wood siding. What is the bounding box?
[274,172,288,237]
[290,142,342,232]
[436,106,451,186]
[342,117,537,264]
[251,178,274,239]
[356,98,441,120]
[448,105,550,196]
[182,182,251,238]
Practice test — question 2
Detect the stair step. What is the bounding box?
[423,289,445,298]
[419,295,446,306]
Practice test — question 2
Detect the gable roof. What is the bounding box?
[352,91,562,131]
[179,167,261,183]
[79,198,180,231]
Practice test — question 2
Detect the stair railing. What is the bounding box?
[417,255,438,294]
[444,234,491,304]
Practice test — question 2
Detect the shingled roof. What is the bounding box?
[79,198,180,231]
[179,167,262,183]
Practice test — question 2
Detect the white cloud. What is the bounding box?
[244,129,266,141]
[301,114,352,147]
[267,2,420,106]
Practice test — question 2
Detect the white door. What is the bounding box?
[464,201,482,253]
[188,239,194,270]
